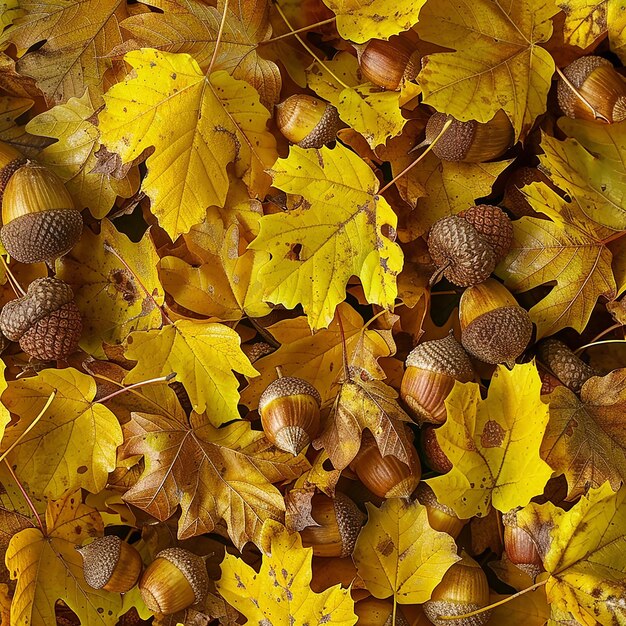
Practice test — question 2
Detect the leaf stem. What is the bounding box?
[3,459,44,533]
[96,373,177,405]
[262,17,337,43]
[273,2,350,90]
[437,579,547,621]
[555,66,609,123]
[574,322,623,355]
[378,118,454,195]
[0,255,26,296]
[601,230,626,245]
[207,0,230,76]
[575,337,625,354]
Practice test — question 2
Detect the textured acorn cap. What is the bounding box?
[276,95,340,148]
[0,142,26,203]
[406,334,475,381]
[153,548,209,605]
[259,376,321,411]
[536,338,600,393]
[77,536,123,590]
[428,215,496,287]
[460,205,513,263]
[426,113,477,161]
[332,492,365,557]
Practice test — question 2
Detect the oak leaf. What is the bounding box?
[56,219,165,358]
[416,0,558,138]
[123,319,257,423]
[250,144,403,330]
[26,89,139,219]
[558,0,608,48]
[541,368,626,499]
[99,48,277,239]
[353,498,460,603]
[217,520,357,624]
[497,183,616,337]
[1,368,123,500]
[6,490,123,626]
[427,363,552,519]
[1,0,129,104]
[119,412,309,548]
[517,482,626,626]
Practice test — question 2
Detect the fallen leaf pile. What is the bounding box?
[0,1,625,625]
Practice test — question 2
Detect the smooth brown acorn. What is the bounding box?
[460,278,533,366]
[77,536,143,593]
[424,110,514,162]
[536,338,600,393]
[299,492,366,558]
[0,141,27,203]
[502,511,543,579]
[259,372,321,456]
[459,205,513,263]
[355,597,410,626]
[427,215,496,287]
[423,553,491,626]
[139,547,209,615]
[275,94,340,149]
[401,333,475,424]
[415,483,466,539]
[0,277,82,361]
[357,37,420,91]
[350,430,421,499]
[557,56,626,123]
[420,425,453,474]
[1,162,82,263]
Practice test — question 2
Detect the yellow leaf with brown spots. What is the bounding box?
[558,0,608,48]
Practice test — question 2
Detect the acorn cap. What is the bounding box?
[460,205,513,263]
[536,338,600,393]
[275,95,339,149]
[425,113,477,162]
[154,548,209,605]
[406,334,475,381]
[0,142,27,203]
[259,376,322,411]
[428,215,496,287]
[77,535,123,590]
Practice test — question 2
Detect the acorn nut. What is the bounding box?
[460,278,533,366]
[415,483,466,539]
[503,512,543,580]
[355,597,410,626]
[77,535,143,593]
[536,338,600,393]
[1,162,82,263]
[424,110,513,162]
[358,37,419,91]
[259,373,322,456]
[557,56,626,123]
[139,547,209,615]
[420,425,453,474]
[0,277,82,361]
[276,95,340,149]
[401,333,475,424]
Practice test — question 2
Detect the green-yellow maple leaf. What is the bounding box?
[6,491,122,626]
[250,144,403,330]
[427,363,552,519]
[217,520,357,624]
[124,320,257,424]
[99,48,277,239]
[416,0,558,139]
[1,368,123,499]
[26,89,139,219]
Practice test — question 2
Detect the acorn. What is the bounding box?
[459,205,513,263]
[557,56,626,123]
[423,553,491,626]
[502,512,543,579]
[259,372,322,455]
[139,547,209,615]
[77,535,143,593]
[420,425,453,474]
[0,277,82,361]
[0,141,27,203]
[275,95,340,149]
[536,338,600,393]
[401,333,475,424]
[350,431,421,499]
[415,483,466,539]
[459,278,533,366]
[358,37,420,91]
[0,162,82,264]
[299,492,366,558]
[245,341,274,363]
[355,597,410,626]
[424,110,514,162]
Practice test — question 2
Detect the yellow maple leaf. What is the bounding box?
[517,482,626,626]
[416,0,558,138]
[217,519,357,624]
[558,0,608,48]
[322,0,427,42]
[6,491,122,626]
[124,319,257,423]
[427,363,552,519]
[353,498,460,603]
[99,48,277,239]
[497,183,616,337]
[1,368,123,499]
[1,0,129,104]
[0,361,9,444]
[26,89,139,219]
[306,53,418,148]
[610,0,626,61]
[56,219,165,358]
[251,144,403,330]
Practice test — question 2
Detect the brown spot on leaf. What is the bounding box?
[109,269,138,304]
[377,537,394,557]
[481,420,506,448]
